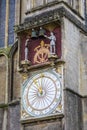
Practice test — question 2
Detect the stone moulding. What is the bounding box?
[25,0,63,15]
[0,99,20,108]
[9,40,18,58]
[0,103,8,108]
[14,6,87,34]
[14,8,62,33]
[20,113,64,124]
[0,40,18,58]
[0,46,11,57]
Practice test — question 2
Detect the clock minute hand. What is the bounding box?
[40,73,44,87]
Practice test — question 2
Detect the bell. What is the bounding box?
[39,27,45,38]
[31,29,38,39]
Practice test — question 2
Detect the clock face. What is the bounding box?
[22,70,62,117]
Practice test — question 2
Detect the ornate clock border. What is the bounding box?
[20,62,65,120]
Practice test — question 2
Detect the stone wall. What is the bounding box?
[79,34,87,96]
[0,108,4,130]
[80,33,87,129]
[0,1,87,130]
[23,118,63,130]
[63,18,80,93]
[82,97,87,130]
[0,55,6,103]
[64,89,83,130]
[7,103,21,130]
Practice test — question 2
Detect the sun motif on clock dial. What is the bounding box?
[22,70,62,117]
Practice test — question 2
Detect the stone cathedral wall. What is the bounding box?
[0,1,87,130]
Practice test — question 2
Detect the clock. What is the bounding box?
[22,70,62,117]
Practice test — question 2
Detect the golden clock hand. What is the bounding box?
[37,74,44,95]
[39,87,43,95]
[33,79,39,88]
[33,79,43,94]
[40,73,44,87]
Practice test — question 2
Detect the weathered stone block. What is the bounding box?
[7,103,21,130]
[0,56,6,103]
[0,108,4,130]
[64,89,82,130]
[24,119,62,130]
[82,97,87,130]
[63,18,80,93]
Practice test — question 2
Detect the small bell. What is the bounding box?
[31,29,38,39]
[39,27,45,38]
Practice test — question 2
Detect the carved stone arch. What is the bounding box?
[8,41,20,101]
[9,40,18,58]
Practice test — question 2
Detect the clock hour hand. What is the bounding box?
[33,79,43,94]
